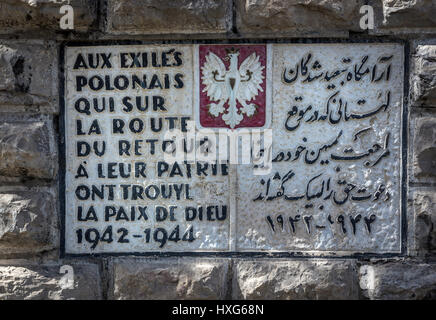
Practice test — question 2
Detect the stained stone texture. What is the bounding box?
[370,0,436,34]
[110,258,230,299]
[359,261,436,299]
[413,191,436,254]
[64,44,230,254]
[233,260,358,300]
[236,44,403,253]
[0,263,101,300]
[413,118,436,182]
[106,0,230,35]
[0,0,97,34]
[0,120,56,180]
[235,0,364,37]
[411,45,436,107]
[0,191,58,254]
[0,41,57,113]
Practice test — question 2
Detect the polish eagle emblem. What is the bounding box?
[201,47,265,128]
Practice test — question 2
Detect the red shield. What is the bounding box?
[198,44,267,129]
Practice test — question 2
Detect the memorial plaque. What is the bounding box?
[63,45,231,254]
[237,44,404,254]
[62,43,404,255]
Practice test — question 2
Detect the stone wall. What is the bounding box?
[0,0,434,300]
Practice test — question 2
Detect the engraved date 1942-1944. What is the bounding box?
[76,225,195,249]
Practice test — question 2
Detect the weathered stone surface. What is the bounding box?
[413,191,436,254]
[235,0,364,37]
[370,0,436,34]
[233,260,358,299]
[236,44,403,254]
[0,41,57,112]
[110,258,230,299]
[411,45,436,107]
[106,0,230,35]
[359,260,436,299]
[0,191,57,254]
[64,44,231,254]
[0,120,56,180]
[413,118,436,181]
[0,263,101,299]
[0,0,97,34]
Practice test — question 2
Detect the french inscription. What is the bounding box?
[65,45,230,253]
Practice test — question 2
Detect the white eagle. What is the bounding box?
[201,47,265,128]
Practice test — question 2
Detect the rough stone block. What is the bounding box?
[0,0,97,34]
[359,260,436,299]
[106,0,230,35]
[0,40,57,112]
[413,118,436,182]
[0,120,57,180]
[413,191,436,254]
[0,190,58,254]
[370,0,436,34]
[0,263,101,299]
[110,258,230,299]
[411,45,436,107]
[235,0,364,37]
[233,259,358,299]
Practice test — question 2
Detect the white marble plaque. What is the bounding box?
[64,45,230,254]
[236,44,404,253]
[63,43,404,255]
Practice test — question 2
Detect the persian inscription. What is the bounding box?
[63,43,404,255]
[237,44,403,253]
